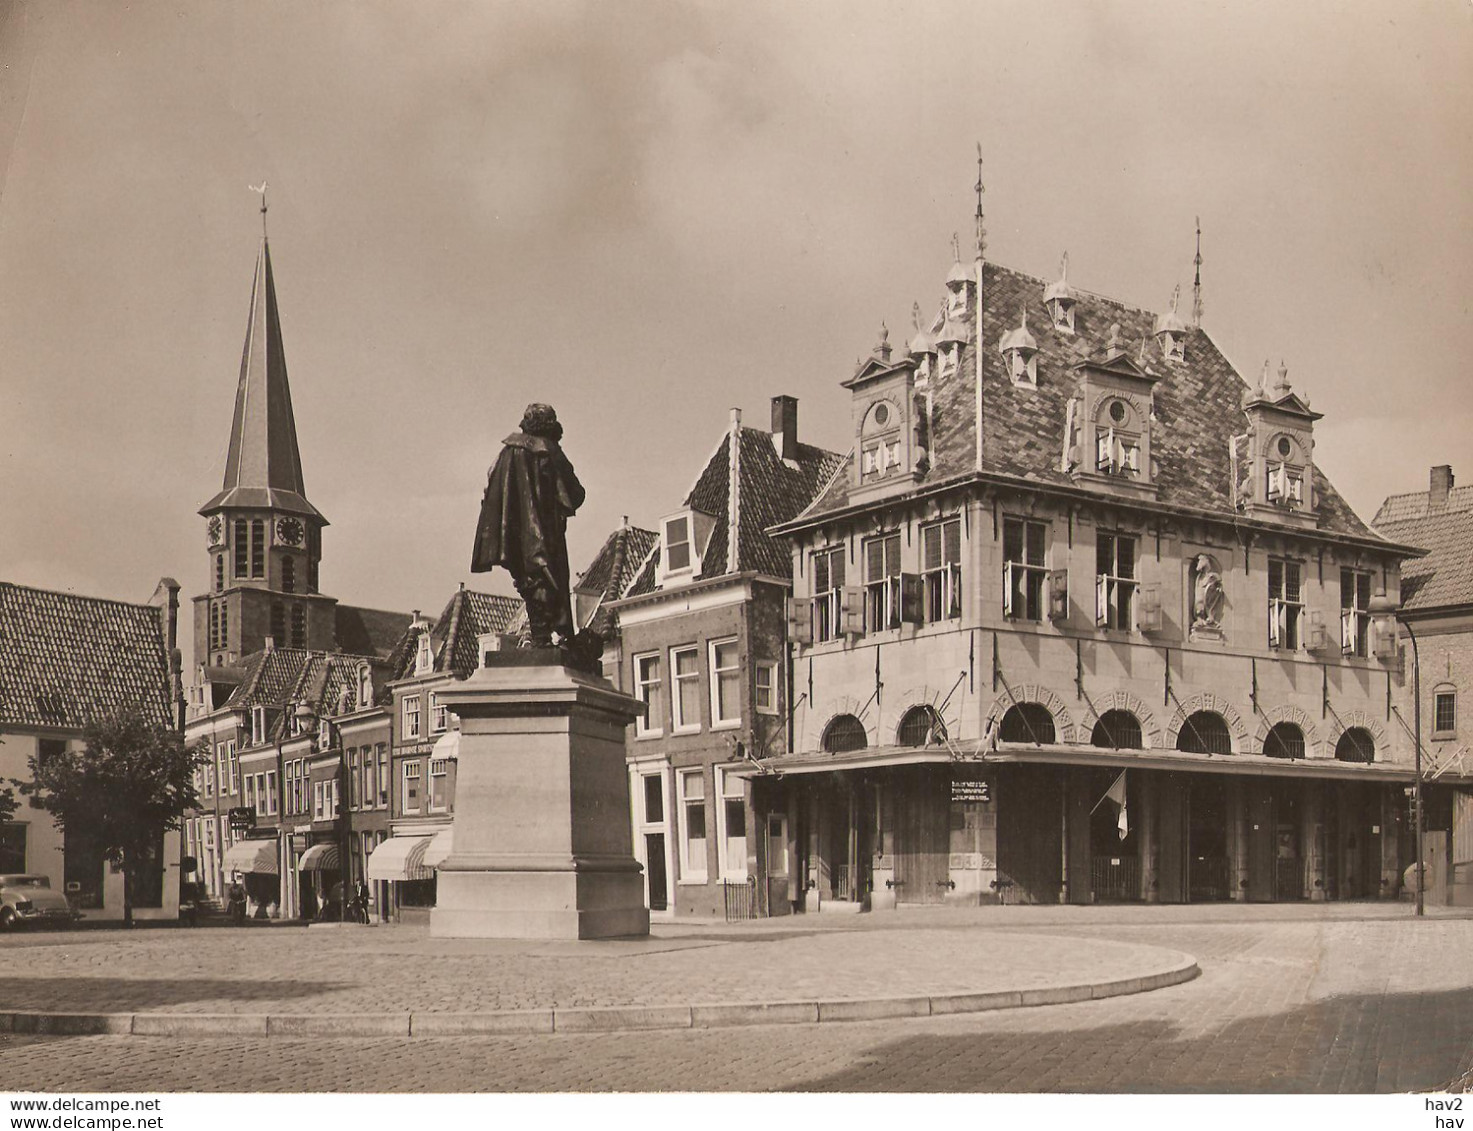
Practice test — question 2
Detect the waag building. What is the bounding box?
[752,210,1437,910]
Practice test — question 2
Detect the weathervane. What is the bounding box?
[249,181,269,238]
[974,143,987,259]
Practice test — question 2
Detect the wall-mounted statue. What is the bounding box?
[471,403,587,652]
[1191,553,1225,633]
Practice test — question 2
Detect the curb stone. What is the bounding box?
[0,955,1198,1038]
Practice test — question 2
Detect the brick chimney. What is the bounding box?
[1431,464,1454,509]
[771,395,799,461]
[150,577,185,728]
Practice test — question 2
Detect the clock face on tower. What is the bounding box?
[206,516,224,549]
[276,517,304,547]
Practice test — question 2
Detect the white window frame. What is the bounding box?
[1268,558,1304,651]
[659,512,700,581]
[676,768,708,884]
[431,693,448,734]
[377,745,390,808]
[714,767,748,882]
[265,770,278,816]
[922,517,963,622]
[633,652,663,737]
[709,638,741,729]
[313,780,324,821]
[428,758,449,814]
[755,661,779,715]
[671,646,701,734]
[251,708,267,748]
[402,760,422,815]
[365,749,378,814]
[1096,531,1138,631]
[1003,517,1048,622]
[1340,568,1372,658]
[811,545,845,643]
[225,740,238,794]
[863,532,902,633]
[1434,689,1457,738]
[403,695,422,741]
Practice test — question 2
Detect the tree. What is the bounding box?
[20,709,203,925]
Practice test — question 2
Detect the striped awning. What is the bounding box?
[298,843,340,871]
[365,836,432,882]
[422,826,453,868]
[222,839,278,876]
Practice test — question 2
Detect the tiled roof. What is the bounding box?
[391,589,525,680]
[334,604,416,660]
[0,583,173,730]
[620,423,842,600]
[1373,487,1473,611]
[800,261,1377,542]
[224,647,381,717]
[576,525,658,634]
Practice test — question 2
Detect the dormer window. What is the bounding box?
[1154,287,1188,364]
[665,515,692,572]
[317,717,332,751]
[1044,253,1076,333]
[999,312,1039,388]
[1093,398,1143,478]
[250,706,267,747]
[860,400,903,482]
[357,664,373,710]
[414,629,434,676]
[1265,434,1305,509]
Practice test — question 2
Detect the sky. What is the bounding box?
[1,1,1470,671]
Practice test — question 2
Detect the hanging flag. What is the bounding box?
[1106,771,1128,839]
[1092,771,1129,840]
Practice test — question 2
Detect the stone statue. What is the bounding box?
[1192,554,1224,631]
[471,403,587,650]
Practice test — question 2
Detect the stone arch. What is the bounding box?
[1252,703,1321,757]
[1080,690,1162,749]
[1323,708,1389,762]
[888,685,953,747]
[984,683,1076,744]
[1165,692,1249,754]
[812,695,872,753]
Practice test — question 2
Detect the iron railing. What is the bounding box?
[722,877,758,922]
[1091,856,1141,902]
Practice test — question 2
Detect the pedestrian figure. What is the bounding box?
[227,876,247,927]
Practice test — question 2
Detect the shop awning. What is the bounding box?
[431,729,460,761]
[422,826,453,868]
[222,839,278,876]
[298,843,341,871]
[365,836,432,882]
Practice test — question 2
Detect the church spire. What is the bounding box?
[199,221,323,522]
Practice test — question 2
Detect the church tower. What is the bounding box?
[193,214,338,666]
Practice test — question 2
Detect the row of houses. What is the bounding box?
[5,200,1471,924]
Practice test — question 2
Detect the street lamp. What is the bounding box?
[1371,591,1422,917]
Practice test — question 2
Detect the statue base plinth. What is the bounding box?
[428,660,650,941]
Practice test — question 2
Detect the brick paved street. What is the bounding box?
[1,905,1470,1092]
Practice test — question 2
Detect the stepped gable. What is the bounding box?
[0,583,173,730]
[801,260,1376,541]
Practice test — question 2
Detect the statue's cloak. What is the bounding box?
[471,431,586,635]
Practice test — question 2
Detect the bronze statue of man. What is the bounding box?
[471,403,586,648]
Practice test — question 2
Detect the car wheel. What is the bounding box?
[0,908,15,931]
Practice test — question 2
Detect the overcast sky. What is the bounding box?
[2,1,1469,668]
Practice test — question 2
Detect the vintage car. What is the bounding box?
[0,874,79,929]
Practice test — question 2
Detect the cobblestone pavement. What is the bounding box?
[0,913,1188,1014]
[2,906,1471,1093]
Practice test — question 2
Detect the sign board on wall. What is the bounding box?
[950,768,992,804]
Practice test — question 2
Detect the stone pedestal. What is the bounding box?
[430,651,650,940]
